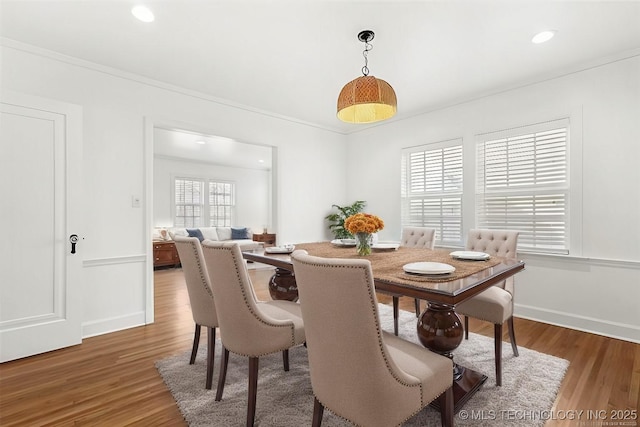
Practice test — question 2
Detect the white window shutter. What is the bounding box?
[402,140,463,245]
[476,119,569,254]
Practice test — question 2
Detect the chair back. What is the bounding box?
[291,250,424,426]
[466,229,519,293]
[201,241,298,356]
[172,236,218,328]
[174,236,218,328]
[401,227,436,249]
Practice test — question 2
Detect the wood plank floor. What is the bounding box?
[1,266,638,426]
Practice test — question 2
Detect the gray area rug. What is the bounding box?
[156,304,569,426]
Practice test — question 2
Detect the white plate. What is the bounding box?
[403,262,455,275]
[265,246,295,254]
[450,251,490,260]
[331,239,356,247]
[372,242,400,251]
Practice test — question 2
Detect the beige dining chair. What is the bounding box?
[201,241,306,427]
[455,229,520,386]
[172,235,219,390]
[400,227,437,318]
[291,250,454,427]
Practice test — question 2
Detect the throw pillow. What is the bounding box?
[186,228,205,242]
[231,227,249,240]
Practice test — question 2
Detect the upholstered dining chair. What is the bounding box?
[455,229,520,386]
[400,227,437,318]
[201,241,306,427]
[172,235,219,390]
[291,250,454,427]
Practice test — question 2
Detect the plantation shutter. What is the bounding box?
[209,181,234,227]
[401,140,463,245]
[476,118,569,253]
[174,178,204,227]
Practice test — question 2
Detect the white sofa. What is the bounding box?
[162,226,262,251]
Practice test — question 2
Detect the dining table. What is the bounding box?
[243,241,525,412]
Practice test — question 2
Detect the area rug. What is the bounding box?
[156,305,569,426]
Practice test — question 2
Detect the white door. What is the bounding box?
[0,92,83,362]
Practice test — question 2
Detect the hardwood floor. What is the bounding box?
[1,267,638,426]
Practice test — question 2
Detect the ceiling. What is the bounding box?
[1,1,639,134]
[154,127,273,170]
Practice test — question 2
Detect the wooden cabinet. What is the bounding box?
[253,233,276,247]
[153,241,180,268]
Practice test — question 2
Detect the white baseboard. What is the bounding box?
[515,303,640,344]
[82,311,146,339]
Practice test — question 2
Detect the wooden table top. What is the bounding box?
[243,241,525,306]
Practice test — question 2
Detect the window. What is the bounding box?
[174,177,235,227]
[174,178,204,227]
[476,118,569,254]
[401,139,463,245]
[208,181,234,227]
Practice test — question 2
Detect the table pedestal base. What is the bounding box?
[268,268,299,301]
[417,302,487,413]
[430,367,488,413]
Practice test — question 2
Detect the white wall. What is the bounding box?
[153,156,271,232]
[347,54,640,342]
[1,41,348,337]
[3,39,638,343]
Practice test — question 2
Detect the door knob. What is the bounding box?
[69,234,78,254]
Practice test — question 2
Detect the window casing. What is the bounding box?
[401,139,463,245]
[476,118,569,254]
[174,177,235,227]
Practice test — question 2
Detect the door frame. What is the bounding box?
[143,117,278,323]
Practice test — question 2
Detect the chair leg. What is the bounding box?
[464,316,469,339]
[190,324,201,364]
[312,396,325,427]
[215,347,229,401]
[438,386,454,427]
[508,316,519,357]
[414,298,421,317]
[282,349,289,372]
[494,323,503,386]
[205,327,216,390]
[247,357,259,427]
[392,296,399,336]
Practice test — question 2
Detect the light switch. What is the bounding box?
[132,195,141,208]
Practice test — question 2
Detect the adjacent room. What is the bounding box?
[1,1,638,426]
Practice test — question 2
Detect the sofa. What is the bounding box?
[160,226,262,251]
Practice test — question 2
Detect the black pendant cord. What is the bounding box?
[357,30,375,77]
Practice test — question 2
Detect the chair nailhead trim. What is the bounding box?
[175,240,214,299]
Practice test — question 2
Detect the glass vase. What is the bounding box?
[355,232,373,256]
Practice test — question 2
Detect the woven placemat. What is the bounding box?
[294,242,502,290]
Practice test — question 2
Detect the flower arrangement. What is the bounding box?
[344,213,385,235]
[344,213,384,255]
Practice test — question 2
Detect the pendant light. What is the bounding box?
[337,30,397,124]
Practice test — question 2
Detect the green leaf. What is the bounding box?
[325,200,367,239]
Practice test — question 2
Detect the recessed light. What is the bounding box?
[532,30,556,44]
[195,140,206,145]
[258,159,265,163]
[132,5,154,23]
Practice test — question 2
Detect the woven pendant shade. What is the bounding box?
[337,75,397,123]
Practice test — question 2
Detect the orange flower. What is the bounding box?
[344,213,385,234]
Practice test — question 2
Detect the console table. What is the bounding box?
[253,233,276,247]
[153,241,180,268]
